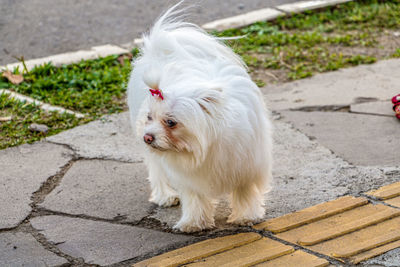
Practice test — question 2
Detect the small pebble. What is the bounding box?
[29,123,49,133]
[238,3,245,10]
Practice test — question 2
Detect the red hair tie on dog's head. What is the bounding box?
[149,88,164,100]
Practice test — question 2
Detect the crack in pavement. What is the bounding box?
[30,159,78,205]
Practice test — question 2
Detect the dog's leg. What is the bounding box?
[174,189,215,232]
[147,158,179,207]
[227,183,265,225]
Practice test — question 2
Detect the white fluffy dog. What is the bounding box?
[127,3,273,232]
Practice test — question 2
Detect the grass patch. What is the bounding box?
[0,52,136,115]
[0,93,88,150]
[219,0,400,83]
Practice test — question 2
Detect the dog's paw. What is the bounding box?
[227,215,264,226]
[149,195,180,207]
[173,220,215,233]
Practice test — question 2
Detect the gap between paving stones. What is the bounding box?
[12,151,84,265]
[30,158,77,205]
[16,222,85,266]
[47,140,141,164]
[288,104,395,119]
[46,140,142,165]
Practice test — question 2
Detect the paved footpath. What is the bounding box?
[1,59,400,266]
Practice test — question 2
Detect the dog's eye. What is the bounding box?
[147,114,152,121]
[166,119,177,128]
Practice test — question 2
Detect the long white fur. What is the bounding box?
[127,2,273,232]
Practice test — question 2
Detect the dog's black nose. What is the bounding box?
[144,134,154,144]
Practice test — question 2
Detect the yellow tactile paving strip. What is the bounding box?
[133,233,329,267]
[255,194,400,264]
[185,237,294,267]
[367,181,400,208]
[253,196,368,233]
[254,250,329,267]
[135,183,400,267]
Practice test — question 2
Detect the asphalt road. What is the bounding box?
[0,0,297,65]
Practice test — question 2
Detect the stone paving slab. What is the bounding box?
[262,120,393,219]
[262,59,400,111]
[47,112,143,163]
[31,215,193,266]
[350,100,394,117]
[0,142,72,229]
[0,232,68,266]
[39,160,152,223]
[281,111,400,166]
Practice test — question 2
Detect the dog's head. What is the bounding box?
[136,67,224,162]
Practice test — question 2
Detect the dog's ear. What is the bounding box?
[196,87,223,115]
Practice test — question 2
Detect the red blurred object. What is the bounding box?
[392,94,400,120]
[394,104,400,120]
[392,94,400,104]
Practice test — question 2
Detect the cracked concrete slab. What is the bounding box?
[0,232,68,266]
[40,160,152,223]
[264,120,395,219]
[262,58,400,111]
[350,100,394,116]
[281,111,400,166]
[0,142,73,229]
[31,215,193,266]
[47,112,143,162]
